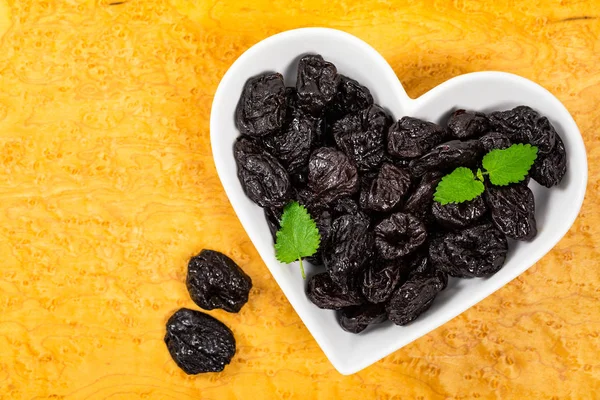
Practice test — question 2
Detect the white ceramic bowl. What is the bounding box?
[210,28,588,375]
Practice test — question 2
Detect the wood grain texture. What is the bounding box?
[0,0,599,398]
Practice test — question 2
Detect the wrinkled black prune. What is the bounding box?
[331,197,359,217]
[234,137,291,208]
[447,109,490,139]
[485,182,537,240]
[306,272,364,309]
[387,117,446,159]
[305,208,333,266]
[326,74,374,121]
[359,163,412,213]
[323,213,374,292]
[406,250,449,290]
[429,223,508,278]
[386,272,446,326]
[478,131,512,152]
[488,106,556,154]
[235,73,287,137]
[296,54,339,116]
[332,105,392,172]
[374,212,427,260]
[403,171,443,225]
[262,93,319,176]
[531,134,567,187]
[186,250,253,313]
[338,303,387,334]
[308,147,359,204]
[432,196,488,230]
[264,206,282,242]
[164,308,236,374]
[361,259,405,303]
[409,139,484,177]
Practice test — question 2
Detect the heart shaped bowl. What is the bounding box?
[210,28,588,375]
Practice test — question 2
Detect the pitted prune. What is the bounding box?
[430,223,508,278]
[323,213,374,292]
[164,308,236,374]
[531,134,567,187]
[386,272,446,326]
[262,97,319,176]
[361,259,405,303]
[186,250,252,313]
[485,182,537,240]
[264,206,283,242]
[234,137,291,208]
[338,303,387,334]
[432,196,488,230]
[327,74,374,121]
[305,207,333,266]
[388,117,446,159]
[447,109,490,139]
[296,54,339,116]
[306,272,364,309]
[332,105,392,172]
[331,197,359,217]
[489,105,556,154]
[403,171,443,225]
[375,212,427,260]
[409,139,484,177]
[308,147,359,204]
[235,73,287,137]
[479,131,512,152]
[359,163,412,213]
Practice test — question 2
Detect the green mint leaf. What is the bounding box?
[482,143,538,186]
[476,168,484,182]
[274,201,320,279]
[434,167,485,205]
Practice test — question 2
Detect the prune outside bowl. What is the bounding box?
[210,27,588,375]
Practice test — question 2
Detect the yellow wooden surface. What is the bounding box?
[0,0,599,398]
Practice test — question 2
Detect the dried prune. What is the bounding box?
[485,183,537,240]
[479,131,512,152]
[409,139,484,177]
[338,303,387,334]
[447,109,490,139]
[374,212,427,260]
[262,99,319,176]
[305,208,333,266]
[531,134,567,187]
[306,272,364,309]
[361,259,405,303]
[264,206,282,242]
[296,54,339,116]
[234,137,291,208]
[186,250,252,313]
[332,105,392,171]
[331,197,359,217]
[406,250,449,290]
[403,171,443,225]
[429,223,508,278]
[488,106,556,154]
[386,272,446,326]
[235,73,287,137]
[327,74,374,121]
[308,147,359,204]
[323,213,374,292]
[432,196,488,230]
[164,308,236,374]
[359,163,412,213]
[387,117,446,159]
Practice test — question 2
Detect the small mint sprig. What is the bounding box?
[434,143,538,205]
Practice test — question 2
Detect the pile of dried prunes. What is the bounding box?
[233,54,567,334]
